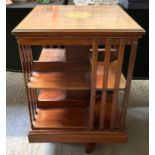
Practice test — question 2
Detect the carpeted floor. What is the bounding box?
[6,71,149,155]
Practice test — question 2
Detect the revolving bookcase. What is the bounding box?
[12,5,145,153]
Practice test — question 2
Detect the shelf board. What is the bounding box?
[33,93,121,129]
[38,89,90,101]
[37,89,89,108]
[33,107,88,129]
[38,89,66,101]
[31,48,126,89]
[38,48,66,62]
[33,48,89,71]
[28,69,90,89]
[29,60,126,90]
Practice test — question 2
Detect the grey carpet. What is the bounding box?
[6,72,149,155]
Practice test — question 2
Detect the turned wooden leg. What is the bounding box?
[85,143,95,153]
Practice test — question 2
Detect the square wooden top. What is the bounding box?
[12,5,145,37]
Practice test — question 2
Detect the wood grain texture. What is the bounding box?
[33,107,88,129]
[7,72,149,154]
[28,130,128,143]
[17,38,135,45]
[37,89,89,108]
[38,89,66,101]
[95,94,121,129]
[100,39,112,129]
[38,48,66,62]
[12,4,145,151]
[12,5,144,37]
[27,69,90,89]
[33,47,89,71]
[28,60,126,90]
[89,39,98,129]
[96,60,126,90]
[110,39,125,130]
[121,38,139,129]
[38,89,90,101]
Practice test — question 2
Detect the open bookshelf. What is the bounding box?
[29,48,126,90]
[12,5,144,153]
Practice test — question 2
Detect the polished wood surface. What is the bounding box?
[95,94,121,129]
[99,39,112,129]
[38,48,66,62]
[33,47,90,71]
[110,39,125,130]
[28,130,128,143]
[38,89,66,101]
[33,107,88,129]
[13,5,144,36]
[96,61,126,90]
[33,93,120,129]
[37,89,89,108]
[13,5,144,153]
[28,69,90,89]
[89,39,98,129]
[28,60,126,90]
[38,89,90,100]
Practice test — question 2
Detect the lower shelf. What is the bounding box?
[33,96,121,129]
[33,107,88,129]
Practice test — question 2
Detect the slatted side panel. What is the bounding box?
[96,38,126,130]
[121,38,139,130]
[18,44,37,128]
[110,39,125,130]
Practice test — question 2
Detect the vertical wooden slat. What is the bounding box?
[110,39,125,130]
[27,46,37,113]
[25,45,37,113]
[18,44,34,128]
[31,89,38,111]
[28,45,34,74]
[24,46,31,79]
[23,45,36,119]
[21,45,29,81]
[29,89,37,113]
[22,45,36,115]
[89,39,98,130]
[99,39,111,129]
[121,38,139,130]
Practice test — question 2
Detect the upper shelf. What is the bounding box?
[28,60,126,90]
[29,47,126,90]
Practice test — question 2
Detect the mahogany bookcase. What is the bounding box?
[12,5,145,153]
